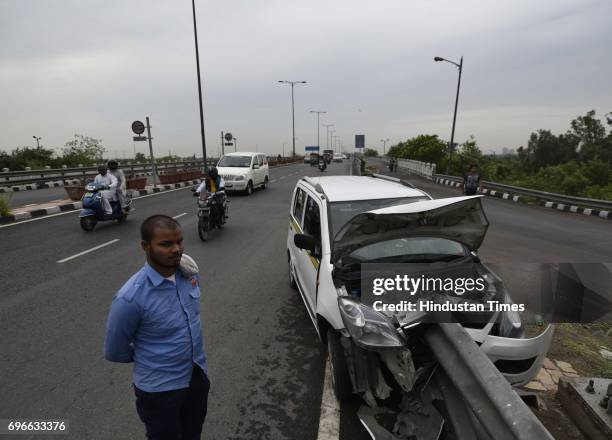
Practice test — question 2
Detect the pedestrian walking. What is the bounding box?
[104,215,210,440]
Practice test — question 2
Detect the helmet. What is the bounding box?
[208,167,218,179]
[107,160,118,171]
[97,165,107,174]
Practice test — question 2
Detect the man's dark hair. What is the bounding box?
[140,215,181,241]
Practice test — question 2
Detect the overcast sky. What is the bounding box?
[1,0,610,158]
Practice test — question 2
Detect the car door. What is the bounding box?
[293,193,322,319]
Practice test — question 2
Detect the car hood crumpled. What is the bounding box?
[331,196,489,264]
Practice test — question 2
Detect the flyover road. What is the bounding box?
[1,159,611,440]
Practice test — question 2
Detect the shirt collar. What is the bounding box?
[144,262,177,287]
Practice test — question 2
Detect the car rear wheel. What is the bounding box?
[327,329,352,401]
[262,176,269,189]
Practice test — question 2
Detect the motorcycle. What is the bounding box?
[193,189,229,241]
[318,161,327,172]
[79,183,131,231]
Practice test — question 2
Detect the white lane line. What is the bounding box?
[173,212,187,219]
[270,179,277,183]
[57,239,120,263]
[279,176,286,180]
[316,358,340,440]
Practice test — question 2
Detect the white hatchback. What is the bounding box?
[217,152,269,195]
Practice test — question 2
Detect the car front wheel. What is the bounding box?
[327,329,352,401]
[245,180,253,195]
[288,253,297,290]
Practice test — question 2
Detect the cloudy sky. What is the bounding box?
[1,0,610,158]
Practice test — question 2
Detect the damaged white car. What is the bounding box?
[287,175,554,439]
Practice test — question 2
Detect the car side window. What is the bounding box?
[262,155,267,165]
[292,188,306,225]
[257,155,263,166]
[303,196,322,257]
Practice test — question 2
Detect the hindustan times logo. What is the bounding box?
[372,275,486,296]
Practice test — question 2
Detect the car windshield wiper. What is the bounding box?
[369,254,467,263]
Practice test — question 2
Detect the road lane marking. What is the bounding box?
[173,212,187,219]
[270,180,277,183]
[316,358,340,440]
[279,176,286,180]
[57,239,120,263]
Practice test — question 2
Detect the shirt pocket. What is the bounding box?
[188,286,201,316]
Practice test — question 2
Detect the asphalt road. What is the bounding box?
[7,186,71,208]
[0,163,336,440]
[2,159,611,440]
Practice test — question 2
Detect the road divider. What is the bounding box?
[57,239,120,263]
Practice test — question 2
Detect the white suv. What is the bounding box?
[286,174,553,408]
[217,152,269,195]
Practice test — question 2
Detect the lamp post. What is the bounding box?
[278,80,307,157]
[322,124,334,151]
[434,55,463,174]
[310,110,326,152]
[191,0,208,170]
[33,136,42,149]
[328,130,336,152]
[380,138,389,155]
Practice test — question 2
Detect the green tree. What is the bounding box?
[61,134,106,166]
[569,110,608,162]
[0,147,59,170]
[364,148,379,157]
[134,152,147,162]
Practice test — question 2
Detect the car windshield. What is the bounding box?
[345,237,467,263]
[218,156,251,167]
[329,197,428,238]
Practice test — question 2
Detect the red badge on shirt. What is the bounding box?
[191,277,197,287]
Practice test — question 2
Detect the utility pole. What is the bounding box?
[145,116,158,187]
[322,124,334,151]
[310,110,326,152]
[278,80,307,157]
[191,0,208,170]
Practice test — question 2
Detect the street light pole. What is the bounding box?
[33,136,42,149]
[380,138,389,155]
[278,80,307,157]
[322,124,334,151]
[329,130,335,152]
[191,0,208,170]
[434,55,463,174]
[310,111,326,152]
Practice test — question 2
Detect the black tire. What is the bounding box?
[327,329,352,401]
[262,176,269,189]
[245,180,253,196]
[288,253,297,290]
[198,216,210,241]
[80,216,97,232]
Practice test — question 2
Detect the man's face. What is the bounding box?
[99,169,107,176]
[142,226,184,270]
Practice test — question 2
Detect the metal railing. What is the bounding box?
[0,160,217,187]
[434,173,612,211]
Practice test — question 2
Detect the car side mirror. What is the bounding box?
[294,234,315,253]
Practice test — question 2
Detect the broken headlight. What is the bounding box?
[338,297,406,350]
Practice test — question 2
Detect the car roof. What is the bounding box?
[223,152,261,157]
[300,176,428,202]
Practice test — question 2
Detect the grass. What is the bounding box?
[547,323,612,378]
[0,192,12,216]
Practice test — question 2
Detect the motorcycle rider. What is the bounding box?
[107,160,130,213]
[93,165,118,215]
[194,167,226,222]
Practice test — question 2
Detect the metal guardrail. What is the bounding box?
[0,160,217,187]
[425,323,554,440]
[434,173,612,210]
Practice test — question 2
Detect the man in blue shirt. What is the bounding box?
[104,215,209,440]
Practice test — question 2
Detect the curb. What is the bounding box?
[0,173,151,193]
[433,177,611,220]
[0,179,203,225]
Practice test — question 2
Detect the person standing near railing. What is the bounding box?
[463,164,481,195]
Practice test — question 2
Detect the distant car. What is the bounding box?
[303,156,310,164]
[333,153,343,162]
[217,152,269,195]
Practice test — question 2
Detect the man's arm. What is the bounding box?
[107,173,118,191]
[104,296,140,363]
